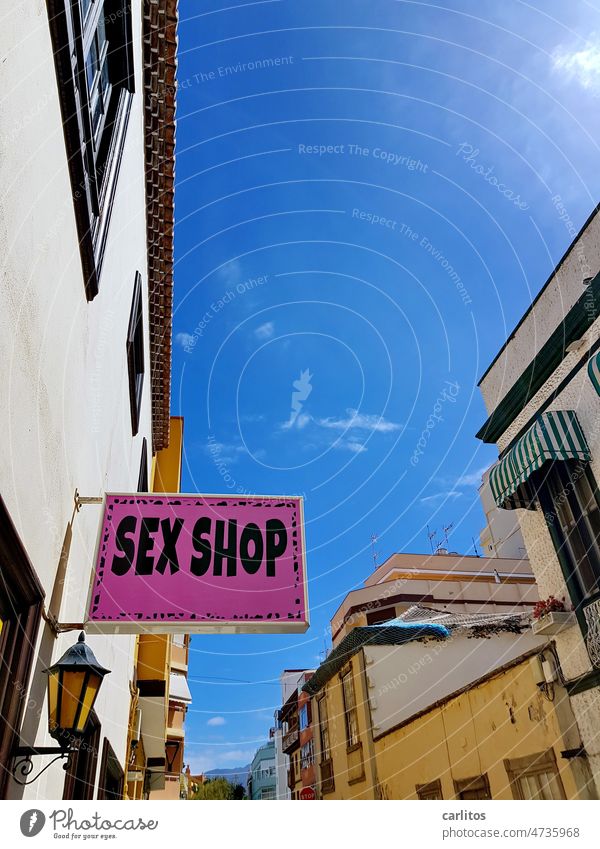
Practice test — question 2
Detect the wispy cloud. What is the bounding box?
[217,259,242,285]
[455,466,488,487]
[552,39,600,92]
[186,745,255,774]
[316,408,402,433]
[205,439,265,464]
[420,490,462,504]
[281,412,311,431]
[207,716,226,727]
[335,439,367,454]
[175,331,195,349]
[254,321,275,340]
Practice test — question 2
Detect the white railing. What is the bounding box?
[584,598,600,668]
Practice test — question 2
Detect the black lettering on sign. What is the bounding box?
[240,523,263,575]
[136,517,159,575]
[156,517,184,574]
[108,514,292,578]
[190,517,211,576]
[265,520,287,577]
[214,520,237,576]
[111,515,136,575]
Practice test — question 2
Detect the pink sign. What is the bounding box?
[85,494,308,634]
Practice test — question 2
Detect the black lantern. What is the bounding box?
[11,632,110,785]
[45,631,110,744]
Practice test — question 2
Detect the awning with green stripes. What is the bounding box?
[588,351,600,396]
[489,410,590,510]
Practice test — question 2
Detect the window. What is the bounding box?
[299,704,309,731]
[366,606,397,625]
[504,750,566,800]
[97,738,124,799]
[0,497,44,798]
[63,711,101,799]
[127,272,145,436]
[454,775,491,800]
[341,668,359,748]
[317,694,330,761]
[137,438,149,491]
[260,787,275,800]
[300,740,314,770]
[47,0,134,298]
[535,461,600,606]
[416,779,443,800]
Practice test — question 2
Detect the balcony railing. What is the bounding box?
[282,727,299,753]
[584,597,600,668]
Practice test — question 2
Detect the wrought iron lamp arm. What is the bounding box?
[11,746,75,786]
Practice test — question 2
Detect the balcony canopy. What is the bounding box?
[489,410,590,510]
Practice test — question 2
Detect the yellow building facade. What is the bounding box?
[307,608,597,800]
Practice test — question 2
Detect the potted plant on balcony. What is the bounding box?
[532,595,576,635]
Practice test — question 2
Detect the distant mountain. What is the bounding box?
[205,765,250,788]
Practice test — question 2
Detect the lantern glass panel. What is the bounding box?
[58,670,87,730]
[47,670,59,734]
[76,672,101,732]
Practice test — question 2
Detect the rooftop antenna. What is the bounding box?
[370,534,380,569]
[426,524,437,554]
[472,537,481,557]
[441,523,454,550]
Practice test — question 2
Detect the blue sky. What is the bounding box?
[171,0,600,772]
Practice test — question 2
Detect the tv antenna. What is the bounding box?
[370,534,380,569]
[426,524,438,554]
[441,523,454,549]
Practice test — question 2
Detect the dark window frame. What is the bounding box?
[340,666,359,750]
[503,749,566,800]
[416,778,443,800]
[46,0,135,300]
[534,460,600,623]
[454,774,491,800]
[366,606,397,626]
[127,271,145,436]
[63,710,101,799]
[97,737,124,799]
[137,438,149,492]
[0,497,45,799]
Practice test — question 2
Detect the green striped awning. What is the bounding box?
[489,410,590,510]
[588,351,600,396]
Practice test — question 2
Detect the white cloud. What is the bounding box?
[254,321,275,340]
[552,40,600,92]
[335,439,367,454]
[175,332,195,349]
[420,490,462,504]
[281,412,311,431]
[317,408,402,433]
[217,259,242,285]
[207,716,226,727]
[186,746,255,774]
[455,466,488,487]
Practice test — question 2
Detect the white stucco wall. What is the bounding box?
[0,1,153,800]
[479,208,600,415]
[365,630,544,738]
[479,468,528,559]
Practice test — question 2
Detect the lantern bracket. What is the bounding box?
[10,745,75,786]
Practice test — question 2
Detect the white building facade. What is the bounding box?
[477,203,600,794]
[0,0,176,799]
